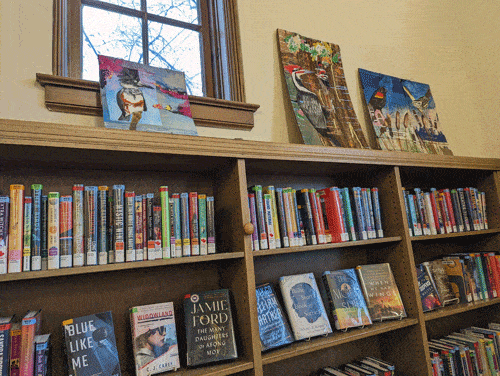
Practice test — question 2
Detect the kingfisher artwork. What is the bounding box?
[98,55,198,136]
[277,29,369,149]
[359,68,452,155]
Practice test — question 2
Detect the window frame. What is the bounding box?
[53,0,245,102]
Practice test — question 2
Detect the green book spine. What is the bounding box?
[475,254,489,299]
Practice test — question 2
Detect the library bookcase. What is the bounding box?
[1,118,500,376]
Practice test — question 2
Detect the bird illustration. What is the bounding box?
[284,64,329,138]
[369,87,387,111]
[116,68,154,130]
[403,86,432,113]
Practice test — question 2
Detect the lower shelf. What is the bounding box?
[423,297,500,321]
[261,318,419,365]
[172,360,254,376]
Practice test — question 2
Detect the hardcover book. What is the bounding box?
[423,260,460,306]
[62,311,121,376]
[34,334,51,376]
[255,283,294,351]
[184,289,238,366]
[130,302,180,375]
[416,264,442,312]
[19,309,42,376]
[279,273,332,340]
[442,256,471,302]
[0,316,13,376]
[322,269,372,330]
[9,322,21,376]
[356,263,407,321]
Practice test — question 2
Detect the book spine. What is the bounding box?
[169,197,176,257]
[47,192,60,270]
[189,192,200,256]
[361,188,375,239]
[34,338,49,376]
[0,322,11,376]
[107,191,115,263]
[487,253,500,298]
[282,188,296,246]
[248,193,259,251]
[172,194,183,257]
[275,188,290,247]
[146,193,155,260]
[475,189,485,230]
[371,187,383,238]
[112,185,125,263]
[407,194,422,236]
[8,184,24,273]
[443,189,457,232]
[423,192,437,235]
[365,188,377,239]
[40,196,48,270]
[84,186,98,265]
[252,185,268,250]
[160,186,170,259]
[299,189,317,245]
[134,195,144,261]
[263,193,276,249]
[450,189,464,232]
[414,188,430,235]
[97,186,108,265]
[464,188,478,231]
[72,184,85,267]
[457,188,471,231]
[0,197,8,274]
[430,188,444,234]
[319,188,345,243]
[125,191,136,262]
[23,196,32,272]
[352,187,368,240]
[291,189,304,245]
[207,196,216,254]
[153,205,162,259]
[438,192,453,234]
[308,189,324,244]
[482,253,496,298]
[142,196,147,259]
[19,317,37,376]
[474,253,489,299]
[10,325,21,376]
[402,188,413,236]
[264,186,282,248]
[181,192,191,256]
[59,195,73,268]
[31,184,42,271]
[198,194,208,255]
[481,192,488,229]
[471,188,482,230]
[333,188,348,242]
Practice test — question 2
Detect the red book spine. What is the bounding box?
[438,192,452,233]
[487,253,500,297]
[309,190,326,244]
[19,312,41,376]
[10,325,21,376]
[442,189,457,232]
[429,191,441,234]
[317,188,344,243]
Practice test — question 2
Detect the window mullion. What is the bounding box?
[142,0,149,65]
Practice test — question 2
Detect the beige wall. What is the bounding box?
[1,1,499,157]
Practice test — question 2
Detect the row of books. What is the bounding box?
[429,323,500,376]
[248,185,384,251]
[417,253,500,312]
[317,356,396,376]
[0,184,216,274]
[256,263,407,352]
[0,310,49,376]
[402,187,488,237]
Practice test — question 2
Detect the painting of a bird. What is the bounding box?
[403,86,432,113]
[369,87,387,111]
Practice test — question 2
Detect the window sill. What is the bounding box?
[36,74,259,130]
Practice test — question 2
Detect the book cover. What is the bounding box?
[34,333,50,376]
[19,309,42,376]
[423,260,460,306]
[62,311,121,376]
[255,283,294,351]
[184,289,238,366]
[416,264,442,312]
[279,273,332,340]
[442,257,470,302]
[130,302,180,375]
[0,316,13,376]
[322,269,372,330]
[356,263,407,321]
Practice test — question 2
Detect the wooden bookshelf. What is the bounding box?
[2,118,500,375]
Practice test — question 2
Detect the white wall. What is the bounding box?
[1,1,500,157]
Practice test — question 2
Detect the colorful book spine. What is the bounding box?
[0,317,12,375]
[402,188,413,236]
[318,187,346,243]
[198,194,208,255]
[275,188,290,247]
[172,194,182,257]
[47,192,60,270]
[189,192,200,256]
[299,189,317,245]
[364,188,377,239]
[19,312,41,376]
[206,196,216,254]
[40,195,48,270]
[180,193,191,256]
[282,188,296,246]
[169,197,176,257]
[438,191,452,234]
[134,195,144,261]
[340,188,356,241]
[450,189,464,232]
[457,188,471,232]
[142,196,147,259]
[84,186,98,266]
[145,193,155,260]
[0,196,8,274]
[23,197,32,272]
[473,188,484,230]
[309,189,326,244]
[248,193,259,251]
[352,187,368,240]
[474,253,489,299]
[423,192,437,235]
[97,186,108,265]
[464,188,478,231]
[8,185,24,273]
[31,184,42,271]
[34,334,50,376]
[153,205,162,259]
[414,188,430,236]
[263,193,276,249]
[263,186,282,248]
[125,191,136,262]
[59,195,73,268]
[470,188,481,231]
[106,192,114,264]
[481,191,488,229]
[9,323,21,376]
[251,185,269,250]
[429,188,444,234]
[160,186,170,259]
[442,189,457,233]
[360,188,375,239]
[371,187,384,238]
[72,184,85,267]
[291,189,304,245]
[112,185,125,263]
[407,193,422,236]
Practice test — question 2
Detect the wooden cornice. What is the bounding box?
[35,73,259,130]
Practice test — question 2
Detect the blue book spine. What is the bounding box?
[464,188,477,230]
[414,188,430,235]
[360,188,374,239]
[41,195,48,270]
[407,194,422,236]
[371,188,384,238]
[352,188,367,240]
[31,185,42,271]
[251,186,268,250]
[402,189,413,236]
[450,189,464,232]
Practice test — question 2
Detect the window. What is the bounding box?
[53,0,245,101]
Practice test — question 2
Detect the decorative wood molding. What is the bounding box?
[35,73,259,130]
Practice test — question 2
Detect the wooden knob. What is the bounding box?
[243,222,255,235]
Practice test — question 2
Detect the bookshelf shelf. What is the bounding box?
[410,228,500,242]
[173,360,254,376]
[252,237,402,257]
[423,298,500,321]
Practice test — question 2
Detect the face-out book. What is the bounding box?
[62,311,121,376]
[422,260,460,306]
[130,302,180,376]
[356,263,407,321]
[279,273,332,340]
[416,264,442,312]
[322,269,372,330]
[184,289,238,367]
[255,283,294,351]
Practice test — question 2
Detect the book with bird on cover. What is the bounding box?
[277,29,369,149]
[98,55,198,136]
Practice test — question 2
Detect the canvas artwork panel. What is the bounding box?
[98,55,198,136]
[277,29,369,149]
[359,68,452,155]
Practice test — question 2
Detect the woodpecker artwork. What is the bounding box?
[368,87,387,111]
[116,68,154,130]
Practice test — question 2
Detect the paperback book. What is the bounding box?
[416,264,442,312]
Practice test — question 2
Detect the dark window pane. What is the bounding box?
[147,0,199,24]
[148,21,203,96]
[82,6,143,80]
